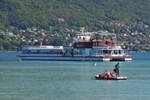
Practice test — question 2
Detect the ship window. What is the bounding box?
[118,50,122,54]
[108,50,111,54]
[98,50,101,54]
[22,50,26,54]
[49,50,55,54]
[114,50,118,54]
[39,50,50,54]
[22,50,30,54]
[79,50,82,55]
[119,50,124,54]
[56,50,63,54]
[37,50,40,53]
[103,50,109,54]
[30,50,38,54]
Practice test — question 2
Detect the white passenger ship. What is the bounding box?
[18,31,132,62]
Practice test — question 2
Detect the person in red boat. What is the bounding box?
[105,70,112,78]
[98,70,112,78]
[111,69,117,77]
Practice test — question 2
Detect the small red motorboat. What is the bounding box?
[95,74,127,80]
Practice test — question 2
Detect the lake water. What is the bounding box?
[0,52,150,100]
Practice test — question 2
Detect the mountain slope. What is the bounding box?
[0,0,150,29]
[0,0,150,51]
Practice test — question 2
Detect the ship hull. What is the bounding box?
[18,55,132,62]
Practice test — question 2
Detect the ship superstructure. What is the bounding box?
[18,31,132,61]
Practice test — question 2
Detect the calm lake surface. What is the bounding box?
[0,52,150,100]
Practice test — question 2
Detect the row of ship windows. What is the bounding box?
[22,50,63,54]
[22,49,124,55]
[100,50,124,54]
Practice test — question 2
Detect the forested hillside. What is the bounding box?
[1,0,150,29]
[0,0,150,51]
